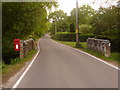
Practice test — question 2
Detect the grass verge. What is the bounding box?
[2,48,37,84]
[2,36,40,84]
[57,41,120,65]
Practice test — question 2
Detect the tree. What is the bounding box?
[91,4,119,52]
[49,10,67,21]
[70,5,95,25]
[69,5,95,34]
[91,5,119,39]
[49,10,69,35]
[2,2,57,64]
[70,24,75,32]
[79,24,92,35]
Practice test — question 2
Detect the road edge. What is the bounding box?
[11,39,41,89]
[51,39,119,70]
[12,50,40,89]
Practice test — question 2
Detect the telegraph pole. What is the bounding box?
[76,0,79,45]
[55,8,57,36]
[55,19,57,35]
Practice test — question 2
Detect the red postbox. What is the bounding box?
[14,39,20,51]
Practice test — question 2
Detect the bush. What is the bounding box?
[79,24,93,35]
[96,35,119,52]
[79,34,94,42]
[54,32,94,42]
[70,24,75,32]
[54,32,75,41]
[10,57,20,65]
[28,35,35,41]
[54,32,119,52]
[3,48,19,65]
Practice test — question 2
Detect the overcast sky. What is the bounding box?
[56,0,118,16]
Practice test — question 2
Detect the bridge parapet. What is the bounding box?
[87,38,111,57]
[20,39,34,59]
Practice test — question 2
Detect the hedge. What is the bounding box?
[53,32,119,52]
[96,36,119,52]
[54,32,94,42]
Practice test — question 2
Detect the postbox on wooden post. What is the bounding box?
[14,38,34,59]
[14,39,20,51]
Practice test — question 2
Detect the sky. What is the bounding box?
[56,0,118,16]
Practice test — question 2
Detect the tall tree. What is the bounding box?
[70,5,95,25]
[91,5,119,38]
[2,2,57,64]
[49,10,69,35]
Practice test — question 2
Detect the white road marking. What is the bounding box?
[12,39,41,89]
[12,50,40,89]
[11,39,119,89]
[73,48,119,70]
[52,39,119,70]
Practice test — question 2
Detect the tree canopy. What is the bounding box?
[2,2,57,64]
[49,2,119,51]
[48,10,69,35]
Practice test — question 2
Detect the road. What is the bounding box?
[16,34,118,88]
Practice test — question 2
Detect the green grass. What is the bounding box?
[2,49,37,84]
[2,36,40,84]
[57,41,120,65]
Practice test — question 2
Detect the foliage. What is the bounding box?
[70,24,75,32]
[49,4,96,35]
[95,35,119,52]
[54,32,94,42]
[2,2,57,64]
[91,6,119,38]
[58,41,119,63]
[79,24,93,35]
[91,5,119,51]
[49,5,96,36]
[50,2,119,52]
[79,34,94,42]
[48,10,69,35]
[2,49,37,83]
[70,5,95,25]
[49,10,67,21]
[54,32,76,41]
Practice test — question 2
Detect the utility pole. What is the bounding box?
[55,8,57,36]
[55,19,57,35]
[76,0,79,45]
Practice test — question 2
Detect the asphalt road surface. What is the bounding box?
[16,34,118,88]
